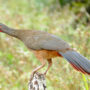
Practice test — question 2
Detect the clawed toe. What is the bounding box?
[30,71,36,81]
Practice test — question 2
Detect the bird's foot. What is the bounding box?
[43,72,47,77]
[30,71,47,81]
[30,71,36,81]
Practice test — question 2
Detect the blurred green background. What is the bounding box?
[0,0,90,90]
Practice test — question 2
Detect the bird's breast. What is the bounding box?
[32,50,61,60]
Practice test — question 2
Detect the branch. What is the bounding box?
[28,72,47,90]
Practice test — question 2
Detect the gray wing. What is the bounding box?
[20,30,70,51]
[38,34,70,51]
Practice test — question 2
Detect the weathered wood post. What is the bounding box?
[28,72,47,90]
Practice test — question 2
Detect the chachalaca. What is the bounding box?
[0,23,90,76]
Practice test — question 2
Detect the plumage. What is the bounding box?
[0,23,90,76]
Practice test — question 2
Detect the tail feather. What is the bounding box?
[59,50,90,75]
[71,63,87,74]
[70,63,80,71]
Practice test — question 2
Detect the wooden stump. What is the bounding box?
[28,72,47,90]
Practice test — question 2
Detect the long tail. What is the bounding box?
[59,50,90,75]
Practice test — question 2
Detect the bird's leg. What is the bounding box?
[30,59,46,80]
[44,59,52,75]
[32,62,46,74]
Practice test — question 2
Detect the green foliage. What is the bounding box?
[59,0,72,6]
[82,74,89,90]
[0,0,90,90]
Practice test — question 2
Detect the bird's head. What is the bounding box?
[0,23,9,32]
[0,23,17,37]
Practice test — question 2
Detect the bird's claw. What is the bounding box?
[30,71,36,81]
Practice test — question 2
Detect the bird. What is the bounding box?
[0,23,90,77]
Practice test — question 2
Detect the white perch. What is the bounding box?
[28,72,47,90]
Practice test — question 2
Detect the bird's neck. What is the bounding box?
[2,27,19,38]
